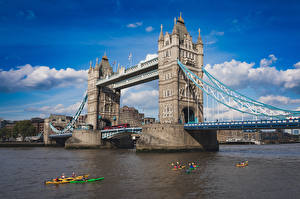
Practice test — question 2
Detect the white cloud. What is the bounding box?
[205,59,254,89]
[145,26,154,32]
[205,30,224,45]
[126,22,143,28]
[26,101,87,116]
[294,62,300,68]
[0,64,88,92]
[260,54,277,67]
[138,53,157,64]
[258,95,300,106]
[205,55,300,94]
[122,90,158,110]
[210,30,224,36]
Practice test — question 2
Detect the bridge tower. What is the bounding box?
[158,13,204,124]
[87,54,120,130]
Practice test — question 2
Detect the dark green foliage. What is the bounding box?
[0,127,15,139]
[13,120,36,139]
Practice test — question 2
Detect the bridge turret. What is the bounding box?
[196,28,204,70]
[158,13,203,124]
[99,53,113,78]
[158,24,164,50]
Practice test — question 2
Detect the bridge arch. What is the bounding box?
[99,118,112,129]
[181,107,195,123]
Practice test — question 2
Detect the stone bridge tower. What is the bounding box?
[158,13,204,124]
[87,54,120,130]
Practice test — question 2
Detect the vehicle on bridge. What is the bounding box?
[104,123,130,130]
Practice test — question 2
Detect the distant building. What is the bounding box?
[144,117,156,124]
[217,130,244,143]
[77,115,87,125]
[31,118,44,135]
[48,114,72,131]
[218,129,299,144]
[119,106,144,127]
[49,114,72,123]
[4,121,16,131]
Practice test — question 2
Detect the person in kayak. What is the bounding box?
[72,172,76,177]
[61,173,65,179]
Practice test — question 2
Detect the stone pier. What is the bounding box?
[136,124,219,152]
[65,129,102,149]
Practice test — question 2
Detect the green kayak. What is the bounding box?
[70,177,104,184]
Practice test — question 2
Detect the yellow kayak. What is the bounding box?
[235,162,248,167]
[45,174,89,184]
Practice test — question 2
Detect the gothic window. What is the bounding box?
[166,51,169,57]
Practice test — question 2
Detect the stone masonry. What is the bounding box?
[158,13,204,124]
[87,54,120,130]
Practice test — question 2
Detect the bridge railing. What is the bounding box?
[184,118,300,130]
[101,127,142,139]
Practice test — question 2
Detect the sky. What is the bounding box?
[0,0,300,121]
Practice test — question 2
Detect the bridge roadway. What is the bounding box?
[184,118,300,130]
[48,127,142,139]
[48,118,299,140]
[96,57,158,89]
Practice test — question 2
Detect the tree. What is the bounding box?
[0,127,13,140]
[13,120,36,139]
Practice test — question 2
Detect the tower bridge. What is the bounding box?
[45,14,300,150]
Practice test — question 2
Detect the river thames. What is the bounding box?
[0,144,300,199]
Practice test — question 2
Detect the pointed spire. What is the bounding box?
[95,57,99,69]
[172,17,177,34]
[178,12,184,24]
[159,24,164,41]
[102,51,108,60]
[197,28,203,44]
[89,60,92,69]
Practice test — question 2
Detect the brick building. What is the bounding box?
[31,118,44,134]
[119,106,144,127]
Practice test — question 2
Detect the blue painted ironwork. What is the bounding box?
[101,127,142,139]
[48,133,73,139]
[184,118,300,130]
[177,60,300,119]
[49,93,88,134]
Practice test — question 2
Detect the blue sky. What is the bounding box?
[0,0,300,120]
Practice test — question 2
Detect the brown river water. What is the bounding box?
[0,144,300,199]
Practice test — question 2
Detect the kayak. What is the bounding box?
[171,166,186,170]
[69,177,104,184]
[45,174,89,184]
[235,162,248,167]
